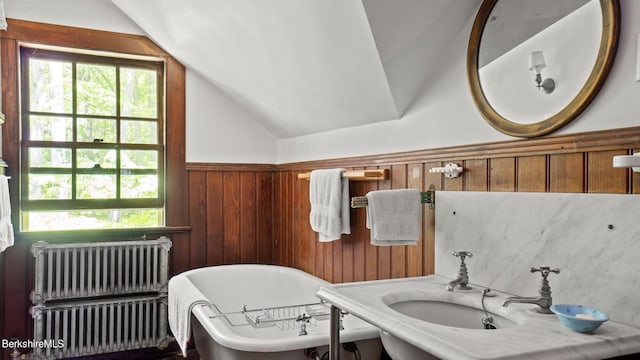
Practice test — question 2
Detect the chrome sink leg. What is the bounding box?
[330,305,341,360]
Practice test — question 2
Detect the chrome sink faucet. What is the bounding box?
[502,266,560,314]
[446,251,473,291]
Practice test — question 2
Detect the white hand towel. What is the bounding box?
[168,275,209,357]
[0,175,13,252]
[309,168,351,242]
[366,189,421,246]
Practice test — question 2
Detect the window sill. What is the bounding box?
[15,225,191,243]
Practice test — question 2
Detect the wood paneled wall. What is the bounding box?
[183,164,275,271]
[269,127,640,283]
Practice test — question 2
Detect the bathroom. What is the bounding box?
[1,0,640,359]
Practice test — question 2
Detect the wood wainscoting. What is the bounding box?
[268,127,640,283]
[184,163,275,271]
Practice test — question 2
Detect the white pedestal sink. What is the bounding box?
[316,275,640,360]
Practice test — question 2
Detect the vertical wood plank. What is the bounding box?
[587,150,628,193]
[223,172,241,264]
[376,166,392,280]
[272,171,282,265]
[286,172,296,267]
[293,170,304,270]
[315,238,325,281]
[391,165,407,279]
[278,171,288,266]
[164,56,188,228]
[406,163,423,277]
[328,239,340,283]
[490,158,516,192]
[424,162,442,275]
[240,172,257,263]
[363,166,378,281]
[3,241,30,341]
[170,232,190,275]
[463,159,488,191]
[322,240,341,282]
[517,155,547,192]
[340,174,355,283]
[188,171,207,267]
[206,172,224,266]
[256,172,273,264]
[299,170,315,273]
[296,173,317,276]
[633,148,640,195]
[352,167,366,282]
[549,153,585,192]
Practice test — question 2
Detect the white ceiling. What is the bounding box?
[107,0,480,138]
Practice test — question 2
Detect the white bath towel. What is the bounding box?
[168,275,209,357]
[309,168,351,242]
[366,189,421,246]
[0,175,13,252]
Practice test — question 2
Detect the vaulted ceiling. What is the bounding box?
[110,0,480,138]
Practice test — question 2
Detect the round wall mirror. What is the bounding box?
[467,0,620,137]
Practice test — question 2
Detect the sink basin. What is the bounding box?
[382,299,517,359]
[389,300,516,329]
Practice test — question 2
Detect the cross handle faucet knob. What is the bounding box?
[452,251,473,259]
[530,266,560,278]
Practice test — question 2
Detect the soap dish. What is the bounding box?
[550,304,609,333]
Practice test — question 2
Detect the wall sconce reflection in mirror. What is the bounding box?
[529,51,555,94]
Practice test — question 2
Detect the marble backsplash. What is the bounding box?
[434,191,640,328]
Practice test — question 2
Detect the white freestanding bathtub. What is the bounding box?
[180,264,382,360]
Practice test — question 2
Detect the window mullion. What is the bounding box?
[116,63,122,201]
[72,61,78,201]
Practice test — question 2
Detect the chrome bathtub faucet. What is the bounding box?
[501,266,560,314]
[446,251,473,291]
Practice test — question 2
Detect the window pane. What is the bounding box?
[76,174,116,199]
[77,118,116,143]
[120,67,157,118]
[121,174,158,198]
[23,208,163,231]
[121,120,158,144]
[29,116,73,141]
[77,149,116,169]
[29,59,72,113]
[29,174,72,199]
[121,150,158,169]
[29,148,72,168]
[77,63,116,116]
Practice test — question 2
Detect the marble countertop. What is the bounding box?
[316,275,640,360]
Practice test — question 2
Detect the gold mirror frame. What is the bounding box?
[467,0,620,138]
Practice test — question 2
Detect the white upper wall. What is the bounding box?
[277,0,640,163]
[185,69,278,163]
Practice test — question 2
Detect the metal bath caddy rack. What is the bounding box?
[208,301,336,335]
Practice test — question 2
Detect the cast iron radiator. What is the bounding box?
[29,237,173,359]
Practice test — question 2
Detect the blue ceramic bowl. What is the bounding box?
[550,304,609,333]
